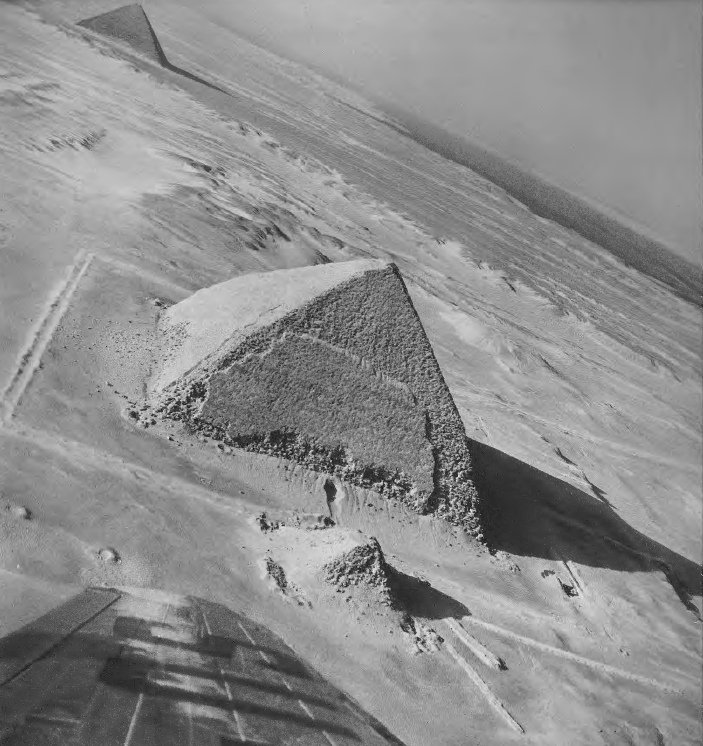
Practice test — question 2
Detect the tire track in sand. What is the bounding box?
[0,251,94,425]
[444,641,524,734]
[458,616,685,694]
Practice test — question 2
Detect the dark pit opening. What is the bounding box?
[324,479,337,512]
[559,580,579,598]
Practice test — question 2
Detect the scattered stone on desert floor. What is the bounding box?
[7,505,32,521]
[255,511,280,533]
[262,553,310,607]
[150,260,482,535]
[98,547,121,564]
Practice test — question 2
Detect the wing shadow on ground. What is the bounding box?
[101,648,360,740]
[0,630,339,745]
[469,440,702,615]
[0,610,407,744]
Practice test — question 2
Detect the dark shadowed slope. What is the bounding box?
[382,106,702,308]
[78,4,228,94]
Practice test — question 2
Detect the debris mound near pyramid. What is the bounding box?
[323,535,393,600]
[78,4,167,65]
[151,259,481,534]
[264,523,446,653]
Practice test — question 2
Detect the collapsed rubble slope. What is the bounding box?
[151,259,481,534]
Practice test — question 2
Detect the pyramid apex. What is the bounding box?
[149,260,481,534]
[77,3,166,65]
[154,259,399,392]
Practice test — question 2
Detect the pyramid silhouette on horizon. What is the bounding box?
[152,260,481,534]
[78,4,167,66]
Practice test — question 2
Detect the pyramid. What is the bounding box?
[152,260,481,534]
[77,4,167,66]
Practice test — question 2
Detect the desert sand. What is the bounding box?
[0,2,700,744]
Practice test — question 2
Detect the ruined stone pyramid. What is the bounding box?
[77,4,167,65]
[153,260,481,534]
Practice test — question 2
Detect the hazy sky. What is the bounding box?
[201,0,702,261]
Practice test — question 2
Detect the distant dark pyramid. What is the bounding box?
[77,4,228,94]
[78,4,167,66]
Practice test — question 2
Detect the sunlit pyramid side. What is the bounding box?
[152,259,482,534]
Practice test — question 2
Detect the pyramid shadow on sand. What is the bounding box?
[469,440,702,615]
[78,4,229,95]
[391,570,469,621]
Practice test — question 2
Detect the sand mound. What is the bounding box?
[151,260,481,533]
[257,521,393,608]
[319,533,450,652]
[322,535,393,600]
[77,4,167,66]
[256,519,446,652]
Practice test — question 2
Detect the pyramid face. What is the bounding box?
[77,4,167,65]
[153,260,481,533]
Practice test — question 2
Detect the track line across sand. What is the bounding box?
[458,617,683,694]
[472,396,699,472]
[0,251,94,425]
[98,255,193,294]
[550,549,586,598]
[445,642,524,734]
[561,558,586,597]
[443,618,504,670]
[3,423,247,516]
